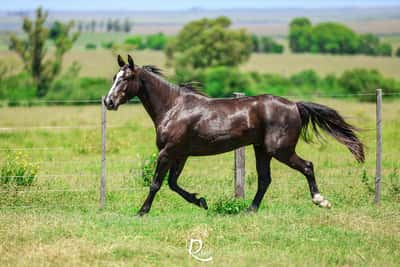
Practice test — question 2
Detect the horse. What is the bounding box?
[104,55,364,216]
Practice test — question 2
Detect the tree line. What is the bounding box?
[76,18,132,33]
[1,8,400,104]
[289,17,394,56]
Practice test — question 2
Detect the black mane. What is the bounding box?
[142,65,163,76]
[143,65,206,96]
[178,81,206,96]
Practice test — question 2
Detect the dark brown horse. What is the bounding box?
[104,55,364,216]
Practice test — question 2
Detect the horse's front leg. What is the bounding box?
[136,149,171,216]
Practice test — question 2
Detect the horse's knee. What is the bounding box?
[157,152,169,166]
[150,183,161,192]
[304,161,314,176]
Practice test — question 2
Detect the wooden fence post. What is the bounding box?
[100,96,107,209]
[375,89,382,204]
[233,92,245,198]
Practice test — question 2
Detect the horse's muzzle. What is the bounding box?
[104,97,118,110]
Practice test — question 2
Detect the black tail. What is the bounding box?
[296,101,365,163]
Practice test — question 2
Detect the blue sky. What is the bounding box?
[2,0,400,11]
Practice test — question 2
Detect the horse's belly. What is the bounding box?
[187,129,258,156]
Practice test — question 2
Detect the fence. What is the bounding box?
[99,89,385,207]
[0,90,394,210]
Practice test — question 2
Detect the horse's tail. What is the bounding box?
[296,101,365,163]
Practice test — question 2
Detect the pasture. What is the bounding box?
[2,48,400,79]
[0,98,399,266]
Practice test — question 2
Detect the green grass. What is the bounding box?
[0,99,399,266]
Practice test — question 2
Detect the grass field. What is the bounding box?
[0,98,399,266]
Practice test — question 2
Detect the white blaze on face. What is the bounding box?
[107,70,124,99]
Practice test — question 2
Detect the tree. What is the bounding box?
[251,34,260,52]
[311,23,359,54]
[123,18,131,33]
[358,33,380,55]
[166,16,252,69]
[77,21,83,32]
[396,47,400,57]
[106,19,113,32]
[90,20,96,32]
[9,7,79,97]
[289,17,312,52]
[113,19,121,32]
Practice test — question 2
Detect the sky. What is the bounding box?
[2,0,400,11]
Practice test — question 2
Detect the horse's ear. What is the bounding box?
[117,55,126,67]
[127,54,135,70]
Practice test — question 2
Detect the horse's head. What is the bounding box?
[104,55,140,110]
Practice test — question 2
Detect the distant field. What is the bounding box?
[1,31,400,79]
[242,53,400,78]
[2,48,400,80]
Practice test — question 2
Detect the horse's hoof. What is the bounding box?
[247,205,258,213]
[135,211,147,217]
[199,197,208,210]
[312,194,332,209]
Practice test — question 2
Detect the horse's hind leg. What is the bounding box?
[275,151,331,208]
[248,145,272,212]
[168,158,208,210]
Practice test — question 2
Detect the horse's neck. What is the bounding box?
[137,70,179,126]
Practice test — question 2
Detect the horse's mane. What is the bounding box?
[142,65,163,76]
[178,81,206,96]
[142,65,206,96]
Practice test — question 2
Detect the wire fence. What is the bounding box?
[0,90,395,210]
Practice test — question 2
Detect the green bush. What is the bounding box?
[339,68,400,101]
[396,47,400,57]
[388,168,400,201]
[146,33,167,50]
[251,34,260,52]
[358,33,380,55]
[212,196,248,215]
[85,43,97,50]
[0,72,36,105]
[203,66,253,97]
[377,43,392,56]
[101,41,114,49]
[0,152,39,187]
[259,36,284,53]
[141,153,158,186]
[124,36,145,49]
[290,70,320,87]
[46,76,109,103]
[252,36,284,54]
